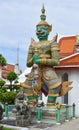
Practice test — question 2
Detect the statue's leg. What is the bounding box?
[47,86,61,107]
[20,81,33,96]
[42,67,61,107]
[20,77,37,106]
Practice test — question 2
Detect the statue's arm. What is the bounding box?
[34,42,60,66]
[46,42,60,66]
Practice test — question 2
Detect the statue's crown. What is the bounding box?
[36,4,52,32]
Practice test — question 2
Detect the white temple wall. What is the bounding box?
[68,70,79,116]
[56,70,79,116]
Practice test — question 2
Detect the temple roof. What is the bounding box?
[60,53,79,65]
[1,64,22,79]
[1,64,15,79]
[59,36,76,58]
[55,35,79,69]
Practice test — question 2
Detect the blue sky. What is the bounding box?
[0,0,79,71]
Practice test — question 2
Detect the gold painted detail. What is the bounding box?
[49,82,61,89]
[48,93,59,97]
[20,83,32,89]
[60,81,73,96]
[51,46,59,51]
[41,59,46,64]
[47,106,56,109]
[40,54,51,58]
[56,103,62,109]
[37,66,43,90]
[24,93,33,97]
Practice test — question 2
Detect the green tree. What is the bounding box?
[0,80,5,88]
[0,54,7,67]
[6,71,17,91]
[0,91,17,104]
[0,54,7,79]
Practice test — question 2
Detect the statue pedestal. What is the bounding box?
[16,115,31,127]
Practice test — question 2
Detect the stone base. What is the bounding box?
[16,115,31,127]
[0,126,3,130]
[16,119,31,127]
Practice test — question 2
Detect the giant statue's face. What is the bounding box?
[36,25,49,41]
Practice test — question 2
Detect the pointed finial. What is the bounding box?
[40,4,46,21]
[41,4,45,14]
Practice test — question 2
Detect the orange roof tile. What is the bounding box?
[2,64,14,79]
[6,64,14,71]
[59,36,76,58]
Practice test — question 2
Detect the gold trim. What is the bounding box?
[20,83,32,89]
[60,81,73,96]
[24,93,33,96]
[41,58,46,64]
[61,87,72,96]
[43,72,52,80]
[47,102,55,106]
[51,47,59,51]
[36,21,52,32]
[48,93,59,97]
[49,82,61,89]
[47,106,56,109]
[40,54,51,58]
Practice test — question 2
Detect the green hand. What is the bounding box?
[33,54,40,64]
[34,59,40,64]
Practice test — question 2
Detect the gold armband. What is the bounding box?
[41,58,46,64]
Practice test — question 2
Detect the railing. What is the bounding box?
[3,103,76,125]
[36,103,76,124]
[56,104,73,124]
[41,106,56,123]
[3,104,16,119]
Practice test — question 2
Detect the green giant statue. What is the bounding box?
[21,5,72,107]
